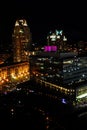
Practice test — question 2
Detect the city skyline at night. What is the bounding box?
[0,16,87,50]
[0,0,87,48]
[0,2,87,129]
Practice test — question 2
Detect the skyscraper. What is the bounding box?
[47,30,67,52]
[12,19,32,63]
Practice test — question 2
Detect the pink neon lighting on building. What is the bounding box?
[44,46,57,52]
[51,45,57,51]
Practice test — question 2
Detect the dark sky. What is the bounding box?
[0,0,87,47]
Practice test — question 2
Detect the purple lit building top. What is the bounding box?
[44,45,57,52]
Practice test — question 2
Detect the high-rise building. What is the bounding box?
[12,19,32,63]
[47,30,67,52]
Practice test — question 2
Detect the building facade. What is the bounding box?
[12,19,32,63]
[30,51,87,106]
[0,62,30,92]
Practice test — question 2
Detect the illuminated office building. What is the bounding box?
[12,19,32,63]
[47,30,67,51]
[30,51,87,106]
[0,62,30,92]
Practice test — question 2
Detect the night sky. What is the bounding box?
[0,0,87,47]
